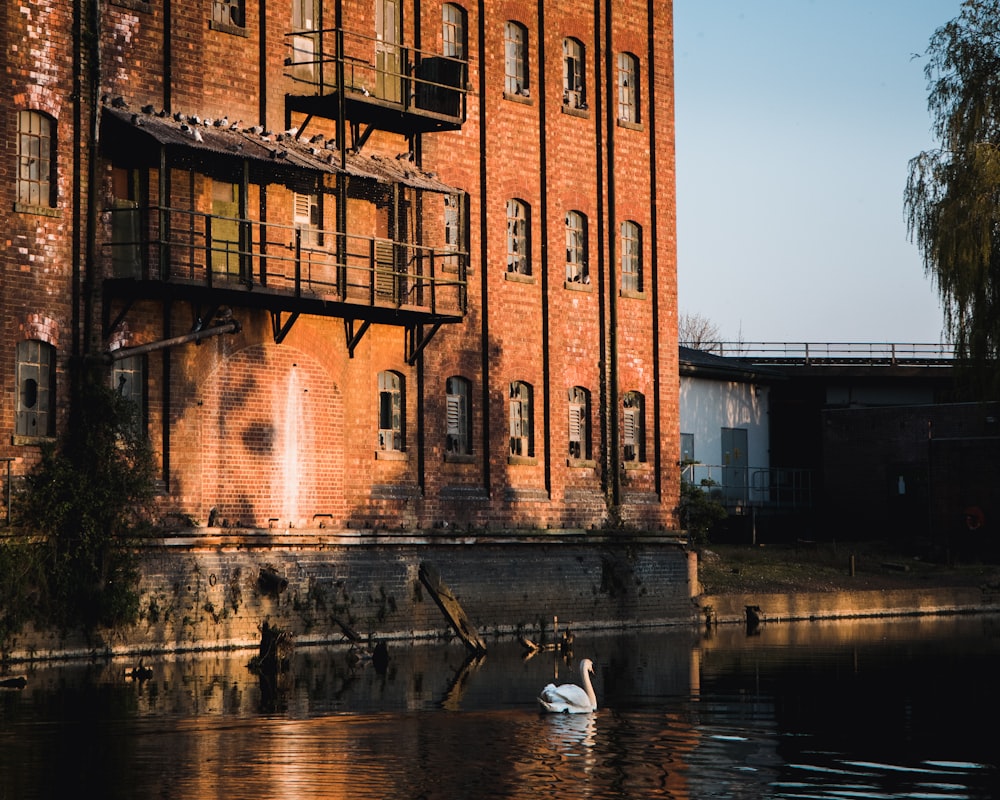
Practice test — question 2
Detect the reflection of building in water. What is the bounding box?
[0,0,679,534]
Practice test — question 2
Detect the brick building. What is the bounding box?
[1,0,679,534]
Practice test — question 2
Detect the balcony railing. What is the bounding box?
[284,26,468,128]
[104,204,468,319]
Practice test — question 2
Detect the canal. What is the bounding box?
[1,615,998,798]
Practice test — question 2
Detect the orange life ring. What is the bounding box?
[964,506,985,531]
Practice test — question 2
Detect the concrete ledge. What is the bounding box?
[700,585,1000,625]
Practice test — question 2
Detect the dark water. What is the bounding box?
[2,616,998,799]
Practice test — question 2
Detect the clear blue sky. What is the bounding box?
[674,0,964,344]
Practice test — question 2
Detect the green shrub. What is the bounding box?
[7,358,156,633]
[678,475,728,548]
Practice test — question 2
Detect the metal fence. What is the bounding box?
[682,464,813,513]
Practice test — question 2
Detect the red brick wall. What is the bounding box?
[0,0,79,475]
[1,0,679,534]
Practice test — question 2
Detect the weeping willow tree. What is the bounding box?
[905,0,1000,397]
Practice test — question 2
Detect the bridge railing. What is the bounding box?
[681,342,955,366]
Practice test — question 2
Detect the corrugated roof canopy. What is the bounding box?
[102,106,460,194]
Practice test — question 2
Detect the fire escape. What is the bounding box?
[100,9,469,365]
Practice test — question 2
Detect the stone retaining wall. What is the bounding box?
[3,533,698,662]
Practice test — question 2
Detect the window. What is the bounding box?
[509,381,533,458]
[506,199,530,276]
[563,38,586,109]
[112,355,147,436]
[622,391,645,463]
[15,340,55,439]
[293,192,320,247]
[111,167,142,278]
[620,220,642,294]
[504,21,529,96]
[680,433,695,464]
[445,376,471,456]
[617,52,640,124]
[378,371,405,452]
[211,181,241,276]
[290,0,318,82]
[565,211,588,284]
[568,386,591,460]
[17,111,55,209]
[443,3,466,59]
[212,0,245,29]
[443,193,462,272]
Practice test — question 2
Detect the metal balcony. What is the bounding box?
[284,26,468,134]
[102,205,468,359]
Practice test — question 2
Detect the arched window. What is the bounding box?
[617,52,640,123]
[568,386,591,460]
[17,110,55,209]
[566,211,588,283]
[15,339,56,438]
[621,220,642,293]
[443,4,466,59]
[378,371,405,452]
[507,199,531,275]
[445,376,472,455]
[504,21,529,96]
[509,381,534,458]
[563,38,586,109]
[622,391,645,463]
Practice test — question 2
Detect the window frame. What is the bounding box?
[506,198,531,277]
[377,370,405,454]
[445,375,472,458]
[211,0,247,34]
[565,210,589,285]
[620,220,643,295]
[112,355,148,437]
[680,433,695,464]
[622,390,646,464]
[562,38,586,110]
[509,380,534,460]
[293,191,321,248]
[504,21,529,97]
[442,3,467,60]
[16,110,56,211]
[568,386,592,462]
[15,339,56,441]
[616,52,640,125]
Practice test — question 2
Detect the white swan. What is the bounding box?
[538,658,597,714]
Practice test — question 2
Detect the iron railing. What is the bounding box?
[682,464,813,512]
[284,26,468,122]
[104,205,468,316]
[682,342,955,366]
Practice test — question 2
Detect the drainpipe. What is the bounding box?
[593,0,608,502]
[477,0,491,497]
[164,0,172,111]
[72,0,83,358]
[82,0,103,357]
[646,0,662,501]
[259,0,267,127]
[604,0,621,509]
[537,2,551,498]
[104,319,242,362]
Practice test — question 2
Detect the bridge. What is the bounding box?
[684,342,956,368]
